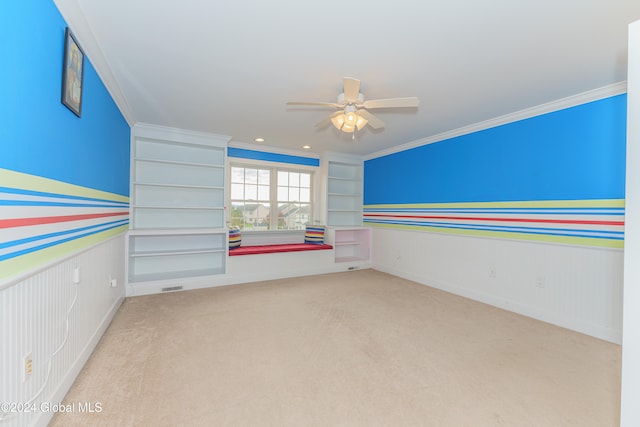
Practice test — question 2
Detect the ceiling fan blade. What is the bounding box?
[286,101,341,108]
[343,77,361,102]
[361,97,420,109]
[358,109,384,129]
[315,111,343,128]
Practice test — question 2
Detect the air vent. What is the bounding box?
[161,286,183,292]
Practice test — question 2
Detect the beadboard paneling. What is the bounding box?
[0,235,125,427]
[371,227,623,343]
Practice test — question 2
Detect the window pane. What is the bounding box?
[300,173,310,188]
[277,171,288,186]
[245,169,258,184]
[251,203,270,230]
[289,172,300,186]
[245,184,257,200]
[230,202,246,228]
[233,202,270,230]
[258,169,270,185]
[289,187,299,202]
[300,188,310,202]
[279,203,310,230]
[231,167,245,183]
[231,183,244,199]
[258,184,269,200]
[277,186,288,201]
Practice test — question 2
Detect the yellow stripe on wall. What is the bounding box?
[0,168,129,203]
[368,222,624,249]
[365,199,625,210]
[0,225,129,284]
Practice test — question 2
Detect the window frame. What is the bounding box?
[227,158,319,233]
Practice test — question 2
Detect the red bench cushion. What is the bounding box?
[228,243,333,256]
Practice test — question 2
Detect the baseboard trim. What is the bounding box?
[33,295,124,427]
[373,264,621,344]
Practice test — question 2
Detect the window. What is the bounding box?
[230,164,313,231]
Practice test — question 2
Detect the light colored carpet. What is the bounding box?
[50,270,621,426]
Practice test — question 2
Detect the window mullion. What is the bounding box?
[270,167,278,230]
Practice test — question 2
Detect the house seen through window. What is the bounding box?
[230,165,313,230]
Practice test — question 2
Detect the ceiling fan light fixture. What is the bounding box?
[354,114,368,130]
[341,122,356,133]
[330,114,345,130]
[331,109,368,133]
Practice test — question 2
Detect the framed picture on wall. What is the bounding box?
[61,27,84,117]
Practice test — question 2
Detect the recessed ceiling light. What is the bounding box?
[255,137,265,142]
[302,145,311,150]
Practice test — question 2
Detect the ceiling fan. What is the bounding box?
[286,77,419,136]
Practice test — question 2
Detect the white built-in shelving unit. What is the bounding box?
[127,124,230,285]
[327,227,371,263]
[323,153,370,265]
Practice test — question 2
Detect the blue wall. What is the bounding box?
[364,95,627,205]
[228,147,320,167]
[0,0,130,196]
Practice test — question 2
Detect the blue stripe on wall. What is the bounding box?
[0,220,129,262]
[228,147,320,167]
[364,95,627,205]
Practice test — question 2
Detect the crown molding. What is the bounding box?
[322,151,365,164]
[54,0,136,126]
[364,81,627,161]
[133,123,231,146]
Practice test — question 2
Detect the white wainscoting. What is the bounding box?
[371,227,623,343]
[0,235,126,427]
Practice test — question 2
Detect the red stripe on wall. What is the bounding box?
[0,212,129,229]
[363,214,624,226]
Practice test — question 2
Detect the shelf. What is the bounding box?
[134,182,224,190]
[128,228,227,236]
[132,207,225,229]
[328,162,361,180]
[334,240,362,246]
[130,248,225,258]
[134,157,224,168]
[327,212,362,227]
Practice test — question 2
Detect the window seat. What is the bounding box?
[229,243,333,256]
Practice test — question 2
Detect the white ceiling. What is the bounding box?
[55,0,640,158]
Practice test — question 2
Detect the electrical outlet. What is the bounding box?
[489,265,497,278]
[536,276,546,288]
[23,352,32,382]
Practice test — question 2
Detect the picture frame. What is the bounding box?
[61,27,84,117]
